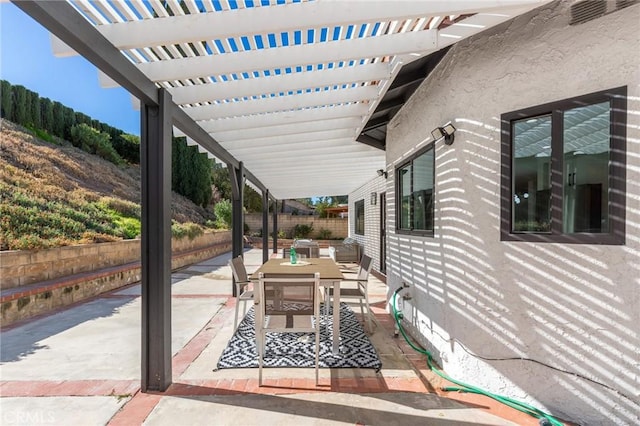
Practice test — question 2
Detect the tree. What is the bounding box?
[171,137,212,207]
[52,101,64,138]
[211,164,232,201]
[11,84,28,125]
[1,80,12,119]
[26,89,40,128]
[70,123,122,164]
[62,106,76,140]
[40,97,54,133]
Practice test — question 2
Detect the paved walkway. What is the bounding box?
[0,249,535,425]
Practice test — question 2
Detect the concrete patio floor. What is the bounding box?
[0,248,538,425]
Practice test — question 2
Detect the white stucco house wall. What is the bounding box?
[349,1,639,425]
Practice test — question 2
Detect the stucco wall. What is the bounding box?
[348,176,388,273]
[358,2,639,425]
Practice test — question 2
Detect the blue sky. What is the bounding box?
[0,3,140,135]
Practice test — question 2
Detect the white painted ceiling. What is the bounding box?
[53,0,551,199]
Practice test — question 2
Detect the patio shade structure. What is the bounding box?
[13,0,551,392]
[48,0,549,199]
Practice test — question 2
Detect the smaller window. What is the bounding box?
[355,199,365,235]
[396,144,435,236]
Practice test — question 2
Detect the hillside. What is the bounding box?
[0,119,214,250]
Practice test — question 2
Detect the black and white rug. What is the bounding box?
[216,303,382,371]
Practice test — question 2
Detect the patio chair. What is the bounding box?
[327,254,374,332]
[228,256,253,331]
[256,272,321,386]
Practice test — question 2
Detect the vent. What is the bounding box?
[570,0,639,26]
[617,0,639,10]
[570,1,607,25]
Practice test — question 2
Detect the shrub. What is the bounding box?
[277,229,288,239]
[70,123,123,165]
[171,222,203,240]
[316,228,332,239]
[214,199,232,229]
[98,197,140,218]
[293,223,313,239]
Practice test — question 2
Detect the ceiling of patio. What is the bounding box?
[52,0,550,199]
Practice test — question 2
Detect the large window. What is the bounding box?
[501,87,626,244]
[354,199,365,235]
[396,144,435,235]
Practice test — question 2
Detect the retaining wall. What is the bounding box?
[0,231,230,290]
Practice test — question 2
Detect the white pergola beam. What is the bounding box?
[52,0,549,55]
[183,85,378,120]
[214,116,363,142]
[196,104,370,132]
[166,63,391,104]
[221,128,355,148]
[136,30,438,82]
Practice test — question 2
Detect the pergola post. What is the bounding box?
[262,190,269,263]
[140,88,172,392]
[272,200,278,255]
[230,162,244,296]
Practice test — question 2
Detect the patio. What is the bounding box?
[0,248,536,425]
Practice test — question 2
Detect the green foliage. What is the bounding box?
[1,80,12,119]
[277,229,288,239]
[211,164,232,201]
[314,195,347,218]
[213,199,232,229]
[244,186,263,213]
[97,197,141,218]
[172,137,212,207]
[40,97,54,133]
[171,221,204,240]
[25,125,54,144]
[0,182,122,250]
[113,133,140,164]
[52,101,65,138]
[70,123,123,165]
[12,84,28,125]
[112,215,141,239]
[27,89,40,128]
[293,223,314,239]
[316,228,332,239]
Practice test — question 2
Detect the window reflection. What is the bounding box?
[512,115,552,232]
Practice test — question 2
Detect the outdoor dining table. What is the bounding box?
[251,257,345,354]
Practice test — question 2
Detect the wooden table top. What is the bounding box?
[251,257,344,281]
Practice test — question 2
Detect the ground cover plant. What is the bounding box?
[0,120,214,250]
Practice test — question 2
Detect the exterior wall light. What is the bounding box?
[376,169,388,178]
[431,122,456,145]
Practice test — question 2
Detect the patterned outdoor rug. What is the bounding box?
[216,302,382,371]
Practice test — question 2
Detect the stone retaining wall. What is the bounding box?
[0,232,232,326]
[0,231,230,290]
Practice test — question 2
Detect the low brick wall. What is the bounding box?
[0,232,232,326]
[0,231,230,290]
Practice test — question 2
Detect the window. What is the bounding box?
[396,144,435,235]
[354,199,365,235]
[501,87,626,244]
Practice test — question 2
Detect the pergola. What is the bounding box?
[13,0,550,392]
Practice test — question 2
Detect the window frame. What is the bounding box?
[354,199,365,235]
[500,86,627,244]
[395,143,435,237]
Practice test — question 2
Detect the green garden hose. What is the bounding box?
[391,288,563,426]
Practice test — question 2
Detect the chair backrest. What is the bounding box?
[258,272,320,327]
[229,256,249,283]
[356,254,373,281]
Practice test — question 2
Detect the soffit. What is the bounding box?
[53,0,551,199]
